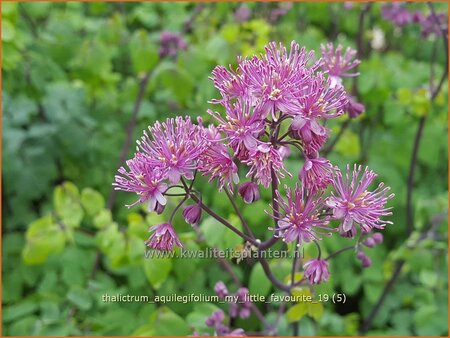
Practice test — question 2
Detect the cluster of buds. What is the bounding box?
[114,41,394,284]
[214,282,253,319]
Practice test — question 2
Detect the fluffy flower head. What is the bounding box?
[270,184,332,245]
[326,164,395,234]
[113,153,167,211]
[137,116,206,184]
[145,222,182,251]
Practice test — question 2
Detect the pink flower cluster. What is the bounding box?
[114,41,394,280]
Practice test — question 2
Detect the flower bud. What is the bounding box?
[356,251,372,268]
[363,237,376,248]
[372,232,383,244]
[214,281,229,298]
[238,182,260,204]
[182,204,202,226]
[154,201,166,215]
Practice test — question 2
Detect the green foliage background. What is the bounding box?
[2,2,448,336]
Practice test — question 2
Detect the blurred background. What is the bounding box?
[2,2,448,336]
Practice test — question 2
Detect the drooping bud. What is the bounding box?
[372,232,384,244]
[182,204,202,226]
[356,251,372,268]
[238,182,260,204]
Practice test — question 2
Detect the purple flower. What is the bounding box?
[381,3,412,27]
[229,288,252,319]
[240,41,317,118]
[244,144,288,188]
[205,310,245,336]
[270,184,332,245]
[182,204,202,226]
[278,145,291,159]
[268,3,293,24]
[326,164,395,234]
[159,31,187,58]
[209,98,265,157]
[299,155,333,193]
[289,73,347,149]
[420,12,448,38]
[290,125,330,154]
[344,96,365,118]
[113,153,168,211]
[339,223,357,238]
[214,281,229,298]
[234,4,251,22]
[343,2,353,10]
[198,126,239,191]
[238,182,260,204]
[210,65,246,102]
[137,117,207,184]
[356,251,372,268]
[145,222,182,251]
[321,43,360,80]
[303,259,330,284]
[205,310,225,327]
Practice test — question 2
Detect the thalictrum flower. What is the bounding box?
[137,116,207,184]
[320,43,360,83]
[303,259,330,284]
[209,98,265,157]
[197,126,239,191]
[240,41,317,118]
[145,222,182,251]
[299,154,333,193]
[326,164,395,234]
[244,143,288,188]
[159,31,187,58]
[113,153,168,211]
[270,184,332,245]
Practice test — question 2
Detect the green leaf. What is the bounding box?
[249,263,272,296]
[67,286,93,311]
[151,308,191,336]
[286,303,308,323]
[81,188,105,217]
[3,301,38,323]
[53,182,84,228]
[93,209,113,229]
[201,216,225,247]
[22,215,65,265]
[129,30,159,74]
[143,256,172,289]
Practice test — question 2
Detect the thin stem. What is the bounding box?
[259,256,290,292]
[181,179,259,246]
[224,187,255,238]
[361,5,448,333]
[258,167,281,250]
[322,119,350,156]
[169,196,188,223]
[291,241,300,286]
[218,257,270,330]
[313,240,322,260]
[107,71,152,209]
[325,245,354,261]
